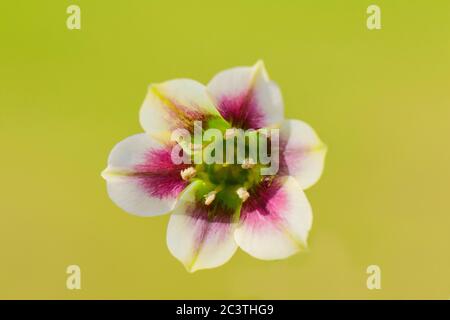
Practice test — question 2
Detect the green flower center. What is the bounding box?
[184,136,273,212]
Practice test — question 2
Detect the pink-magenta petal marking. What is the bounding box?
[184,202,236,251]
[134,146,189,199]
[240,179,288,230]
[217,92,265,130]
[278,138,312,177]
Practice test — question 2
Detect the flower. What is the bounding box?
[102,61,327,272]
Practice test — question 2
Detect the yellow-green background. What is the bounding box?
[1,0,449,299]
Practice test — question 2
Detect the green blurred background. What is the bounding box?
[1,0,449,299]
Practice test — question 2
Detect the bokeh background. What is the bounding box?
[1,0,449,299]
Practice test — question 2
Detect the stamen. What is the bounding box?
[180,167,196,181]
[204,191,217,206]
[261,175,275,186]
[225,128,238,139]
[236,187,250,202]
[241,158,256,169]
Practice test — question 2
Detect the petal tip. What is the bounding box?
[184,263,197,273]
[253,59,269,79]
[101,168,109,180]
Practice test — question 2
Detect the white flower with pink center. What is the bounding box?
[102,61,327,272]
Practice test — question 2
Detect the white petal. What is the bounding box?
[234,176,313,260]
[279,119,327,189]
[207,60,284,129]
[139,79,222,135]
[102,133,186,216]
[166,181,238,272]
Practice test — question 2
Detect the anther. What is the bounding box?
[261,175,275,186]
[236,187,250,202]
[204,191,217,206]
[241,158,256,169]
[225,128,238,139]
[180,167,196,181]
